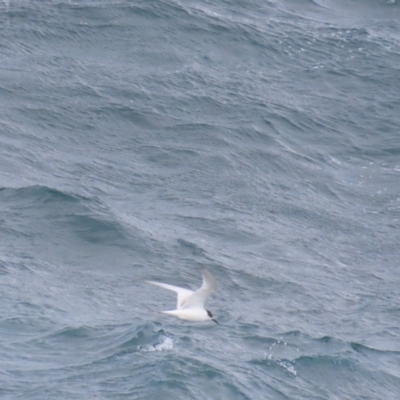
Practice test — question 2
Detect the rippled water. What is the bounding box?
[1,0,400,399]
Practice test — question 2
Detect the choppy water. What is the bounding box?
[1,0,400,399]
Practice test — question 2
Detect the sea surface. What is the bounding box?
[1,0,400,399]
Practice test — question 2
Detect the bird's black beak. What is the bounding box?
[212,319,219,324]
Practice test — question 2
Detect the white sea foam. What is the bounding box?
[139,336,174,352]
[265,338,297,377]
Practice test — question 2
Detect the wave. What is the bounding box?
[248,331,400,385]
[0,184,127,244]
[0,184,86,204]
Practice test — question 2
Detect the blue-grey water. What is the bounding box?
[1,0,400,398]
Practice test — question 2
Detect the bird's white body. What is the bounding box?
[160,308,210,321]
[147,268,218,323]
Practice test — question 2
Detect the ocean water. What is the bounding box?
[1,0,400,398]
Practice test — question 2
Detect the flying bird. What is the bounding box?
[147,267,219,324]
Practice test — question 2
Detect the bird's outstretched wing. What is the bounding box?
[147,281,194,309]
[182,268,218,310]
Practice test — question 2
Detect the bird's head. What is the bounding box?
[207,309,219,324]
